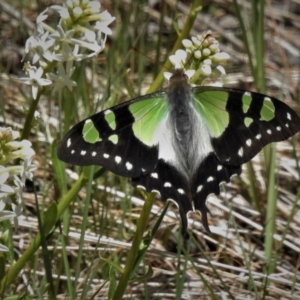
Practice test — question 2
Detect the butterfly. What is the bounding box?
[57,68,300,233]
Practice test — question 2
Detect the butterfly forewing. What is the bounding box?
[57,93,168,178]
[192,87,300,165]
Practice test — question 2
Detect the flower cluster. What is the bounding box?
[19,0,115,99]
[0,127,36,252]
[165,30,230,86]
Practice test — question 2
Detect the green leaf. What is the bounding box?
[42,202,58,234]
[52,140,67,195]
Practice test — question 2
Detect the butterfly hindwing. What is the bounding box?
[132,159,193,231]
[57,92,168,178]
[191,152,242,232]
[192,87,300,165]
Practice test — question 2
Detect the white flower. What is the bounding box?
[169,49,188,69]
[203,58,212,65]
[71,38,104,55]
[191,36,201,46]
[0,170,14,200]
[182,39,193,49]
[0,127,19,141]
[185,70,195,79]
[19,67,52,100]
[202,48,211,57]
[36,8,49,34]
[48,61,77,93]
[50,26,75,52]
[194,50,201,59]
[85,30,96,42]
[51,5,70,20]
[0,127,36,248]
[88,1,101,13]
[209,43,219,53]
[94,11,116,36]
[211,52,230,62]
[52,44,88,62]
[215,65,226,75]
[24,32,55,64]
[73,6,83,18]
[200,64,212,76]
[6,140,35,161]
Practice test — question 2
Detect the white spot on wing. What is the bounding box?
[126,162,133,170]
[81,150,86,155]
[207,176,214,182]
[103,153,109,159]
[115,156,121,164]
[246,139,252,147]
[287,112,291,120]
[256,134,261,140]
[164,182,172,187]
[276,126,281,131]
[151,172,158,179]
[285,123,289,128]
[67,138,71,148]
[267,129,272,134]
[177,188,185,194]
[196,185,203,193]
[92,151,97,156]
[238,147,243,157]
[217,165,223,171]
[71,150,75,154]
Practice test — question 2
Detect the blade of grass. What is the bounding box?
[112,192,156,299]
[0,171,87,294]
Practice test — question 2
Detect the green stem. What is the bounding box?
[246,161,262,214]
[147,0,202,93]
[21,92,41,140]
[254,0,266,92]
[0,173,87,294]
[113,193,156,299]
[263,144,277,285]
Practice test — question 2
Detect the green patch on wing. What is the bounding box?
[242,92,252,114]
[109,134,118,144]
[260,97,275,121]
[83,119,101,143]
[104,109,116,130]
[193,90,229,138]
[244,117,253,127]
[129,96,167,146]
